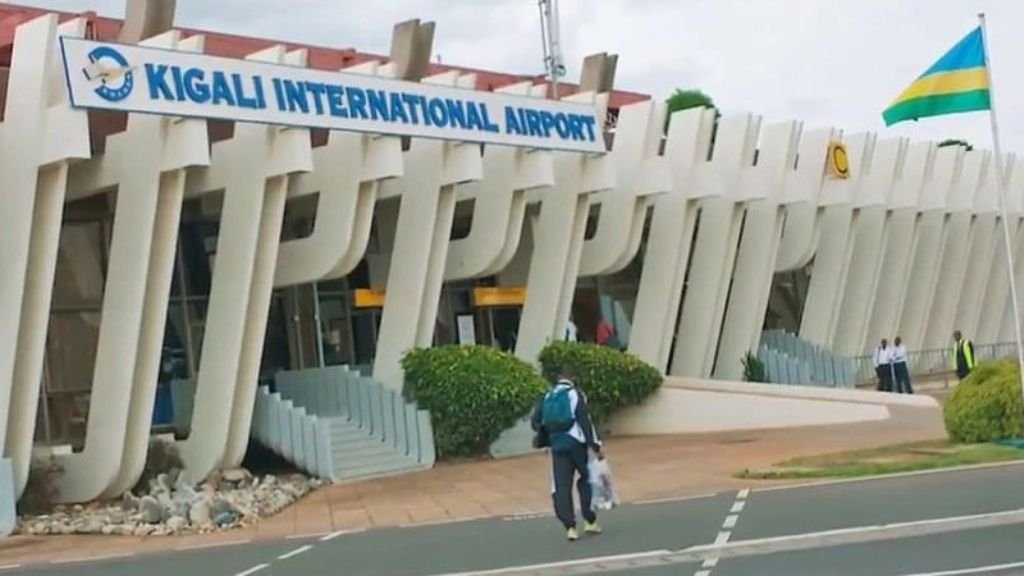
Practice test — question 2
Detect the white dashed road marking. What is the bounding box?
[0,565,21,572]
[277,544,313,560]
[234,563,269,576]
[320,528,366,541]
[695,487,750,576]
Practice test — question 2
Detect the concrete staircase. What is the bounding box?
[172,366,435,483]
[270,366,435,482]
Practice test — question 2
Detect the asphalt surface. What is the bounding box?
[9,462,1024,576]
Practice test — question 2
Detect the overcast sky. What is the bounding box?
[24,0,1024,153]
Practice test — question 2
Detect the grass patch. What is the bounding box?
[737,440,1024,480]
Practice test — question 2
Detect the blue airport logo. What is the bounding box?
[82,45,134,102]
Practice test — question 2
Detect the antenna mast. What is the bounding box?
[537,0,566,98]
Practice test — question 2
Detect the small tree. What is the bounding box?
[665,88,717,133]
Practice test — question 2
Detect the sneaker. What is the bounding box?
[584,521,602,535]
[566,527,579,541]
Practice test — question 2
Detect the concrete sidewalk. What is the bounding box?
[0,404,943,567]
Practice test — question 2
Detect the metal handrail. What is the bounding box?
[849,342,1017,385]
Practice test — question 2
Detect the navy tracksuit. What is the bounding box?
[531,380,602,529]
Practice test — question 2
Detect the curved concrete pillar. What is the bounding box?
[668,114,761,377]
[962,155,1009,343]
[445,82,553,281]
[51,31,210,503]
[514,92,613,363]
[628,108,716,370]
[798,133,874,347]
[274,61,403,287]
[372,72,483,390]
[775,204,820,273]
[998,162,1024,343]
[715,124,836,379]
[830,137,907,356]
[578,99,670,277]
[922,151,989,350]
[895,146,964,349]
[0,15,91,497]
[175,46,313,481]
[862,142,934,350]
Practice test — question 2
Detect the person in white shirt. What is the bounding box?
[891,336,913,394]
[873,338,894,392]
[565,318,578,343]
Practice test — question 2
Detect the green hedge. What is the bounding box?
[537,341,663,424]
[944,361,1024,443]
[402,346,547,458]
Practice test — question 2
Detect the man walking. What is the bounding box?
[952,330,976,380]
[531,365,603,541]
[891,336,913,394]
[874,338,894,392]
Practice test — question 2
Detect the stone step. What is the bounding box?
[331,442,396,460]
[334,458,423,481]
[334,449,409,468]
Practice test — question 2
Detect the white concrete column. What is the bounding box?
[830,138,907,356]
[964,155,1010,344]
[445,82,553,281]
[715,124,835,379]
[0,15,91,497]
[669,114,761,377]
[177,46,313,481]
[922,151,989,350]
[863,142,934,349]
[798,134,874,347]
[577,99,670,277]
[895,146,964,349]
[998,163,1024,343]
[628,108,716,370]
[372,72,483,389]
[49,31,210,502]
[514,93,613,363]
[274,60,403,287]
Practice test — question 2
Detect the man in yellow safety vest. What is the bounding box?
[952,330,975,380]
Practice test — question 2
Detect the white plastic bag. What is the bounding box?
[589,456,620,511]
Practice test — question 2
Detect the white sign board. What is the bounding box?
[59,38,605,153]
[456,315,477,346]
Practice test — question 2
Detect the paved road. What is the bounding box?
[9,462,1024,576]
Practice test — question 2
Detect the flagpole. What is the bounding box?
[978,13,1024,395]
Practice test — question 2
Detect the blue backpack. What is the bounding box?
[541,386,575,433]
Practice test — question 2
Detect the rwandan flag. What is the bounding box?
[883,27,990,126]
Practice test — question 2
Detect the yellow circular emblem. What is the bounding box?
[828,142,850,179]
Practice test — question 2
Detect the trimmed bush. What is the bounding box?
[402,346,548,458]
[538,341,663,424]
[944,361,1024,443]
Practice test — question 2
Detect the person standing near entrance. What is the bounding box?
[565,318,579,342]
[891,336,913,394]
[531,365,603,541]
[952,330,976,380]
[874,339,894,392]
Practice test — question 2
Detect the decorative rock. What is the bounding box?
[139,496,163,524]
[222,468,252,484]
[213,510,237,527]
[166,516,188,534]
[188,499,212,526]
[15,469,320,537]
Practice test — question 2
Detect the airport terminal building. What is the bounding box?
[0,2,1018,505]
